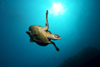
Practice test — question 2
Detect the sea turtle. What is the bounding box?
[26,10,61,51]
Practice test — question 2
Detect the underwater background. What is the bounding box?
[0,0,100,67]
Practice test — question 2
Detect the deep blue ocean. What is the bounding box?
[0,0,100,67]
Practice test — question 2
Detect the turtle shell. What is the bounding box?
[28,25,50,45]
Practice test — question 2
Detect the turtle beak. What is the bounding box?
[57,35,61,39]
[58,36,61,39]
[54,34,61,40]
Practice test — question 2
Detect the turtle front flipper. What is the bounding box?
[50,41,59,51]
[43,10,49,31]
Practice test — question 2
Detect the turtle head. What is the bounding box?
[52,34,61,40]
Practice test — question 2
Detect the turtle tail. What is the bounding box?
[26,31,33,37]
[26,31,31,34]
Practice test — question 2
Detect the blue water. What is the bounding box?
[0,0,100,67]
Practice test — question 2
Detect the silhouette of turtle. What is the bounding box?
[26,10,61,51]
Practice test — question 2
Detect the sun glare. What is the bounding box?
[49,2,66,15]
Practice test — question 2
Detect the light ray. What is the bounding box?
[49,2,66,15]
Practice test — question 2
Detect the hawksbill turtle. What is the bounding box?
[26,10,61,51]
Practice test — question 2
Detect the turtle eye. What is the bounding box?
[54,34,60,38]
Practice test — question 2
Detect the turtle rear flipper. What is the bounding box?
[30,38,34,42]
